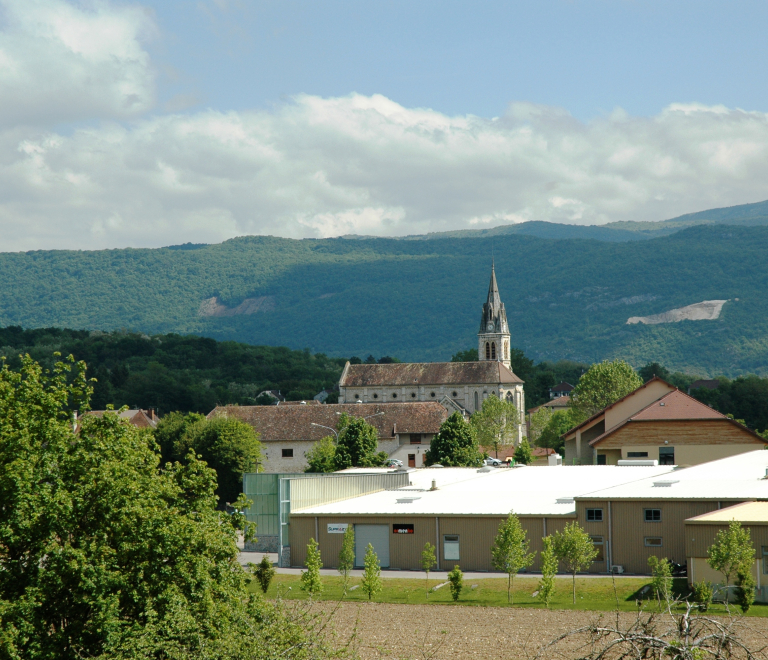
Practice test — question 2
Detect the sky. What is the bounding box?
[2,0,768,251]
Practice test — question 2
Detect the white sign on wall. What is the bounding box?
[327,523,349,534]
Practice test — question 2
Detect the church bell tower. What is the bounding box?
[478,264,511,370]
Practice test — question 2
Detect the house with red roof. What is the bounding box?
[561,377,767,466]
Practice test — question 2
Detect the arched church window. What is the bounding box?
[474,391,479,410]
[485,342,490,359]
[491,343,496,360]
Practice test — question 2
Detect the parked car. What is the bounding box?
[386,458,403,467]
[483,457,502,466]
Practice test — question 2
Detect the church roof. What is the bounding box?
[479,264,509,334]
[339,361,524,387]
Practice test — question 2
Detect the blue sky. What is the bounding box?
[1,0,768,250]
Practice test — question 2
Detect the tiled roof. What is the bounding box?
[629,389,724,421]
[82,409,157,428]
[527,395,570,414]
[550,382,574,393]
[340,361,524,387]
[207,402,449,442]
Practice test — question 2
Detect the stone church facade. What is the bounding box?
[338,265,526,444]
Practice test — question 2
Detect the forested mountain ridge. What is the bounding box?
[2,218,768,376]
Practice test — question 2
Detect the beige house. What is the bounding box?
[562,377,766,465]
[685,502,768,600]
[337,265,526,444]
[208,402,448,472]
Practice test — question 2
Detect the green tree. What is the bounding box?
[176,414,263,508]
[305,435,337,473]
[551,521,598,604]
[153,410,206,463]
[528,406,553,447]
[707,520,755,598]
[334,413,388,469]
[0,354,337,659]
[692,581,714,612]
[736,564,756,613]
[570,360,643,423]
[338,525,356,590]
[451,348,478,362]
[647,556,673,607]
[361,543,382,601]
[537,536,557,608]
[300,538,324,598]
[471,394,519,458]
[513,439,533,465]
[425,411,483,467]
[638,362,672,383]
[421,542,437,597]
[535,409,574,454]
[447,565,464,602]
[491,512,536,603]
[253,554,276,594]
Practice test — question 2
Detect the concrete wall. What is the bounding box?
[289,514,577,571]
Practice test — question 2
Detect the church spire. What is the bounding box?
[478,263,511,368]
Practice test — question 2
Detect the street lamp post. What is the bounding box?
[310,422,338,439]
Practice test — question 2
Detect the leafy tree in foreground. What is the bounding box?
[361,544,382,601]
[338,525,356,591]
[421,542,437,598]
[334,413,388,469]
[305,435,337,473]
[551,521,598,604]
[471,394,519,458]
[253,554,276,594]
[707,520,755,598]
[301,538,324,598]
[491,512,536,603]
[425,411,483,467]
[527,405,553,447]
[647,556,673,607]
[0,354,338,659]
[448,565,464,602]
[538,536,558,608]
[570,359,643,423]
[513,439,533,465]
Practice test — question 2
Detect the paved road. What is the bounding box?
[237,551,647,580]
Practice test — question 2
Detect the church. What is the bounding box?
[338,265,526,444]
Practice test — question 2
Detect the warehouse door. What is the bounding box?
[354,524,390,568]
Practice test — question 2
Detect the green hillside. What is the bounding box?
[2,221,768,376]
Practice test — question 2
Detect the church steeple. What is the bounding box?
[478,263,511,369]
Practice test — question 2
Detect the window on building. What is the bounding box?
[474,392,479,409]
[762,546,768,574]
[586,508,603,522]
[627,451,648,458]
[659,446,675,465]
[644,537,663,547]
[644,509,662,522]
[452,391,458,397]
[354,394,359,399]
[392,392,397,398]
[590,535,604,562]
[282,448,294,458]
[444,535,460,561]
[485,342,490,359]
[491,342,496,359]
[430,392,435,398]
[410,434,422,444]
[411,392,416,398]
[373,393,378,399]
[597,454,606,465]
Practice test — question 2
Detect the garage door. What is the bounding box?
[354,524,390,568]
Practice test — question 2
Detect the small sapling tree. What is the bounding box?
[513,439,533,465]
[647,556,673,608]
[300,538,323,598]
[491,511,535,603]
[537,535,557,608]
[361,543,382,601]
[338,526,355,592]
[421,542,437,598]
[707,519,755,601]
[551,521,598,604]
[448,565,464,602]
[253,554,276,594]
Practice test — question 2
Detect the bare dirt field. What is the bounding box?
[318,602,768,660]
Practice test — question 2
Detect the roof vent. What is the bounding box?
[659,402,665,406]
[556,497,575,504]
[653,479,679,487]
[396,496,421,504]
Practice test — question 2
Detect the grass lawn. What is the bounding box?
[248,575,768,616]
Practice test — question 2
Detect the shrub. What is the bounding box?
[448,565,464,602]
[253,554,276,593]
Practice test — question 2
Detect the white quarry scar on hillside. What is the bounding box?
[626,300,728,325]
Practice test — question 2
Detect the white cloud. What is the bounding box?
[2,2,768,251]
[0,0,156,127]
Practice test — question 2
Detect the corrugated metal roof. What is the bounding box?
[578,450,768,501]
[686,501,768,524]
[291,465,673,517]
